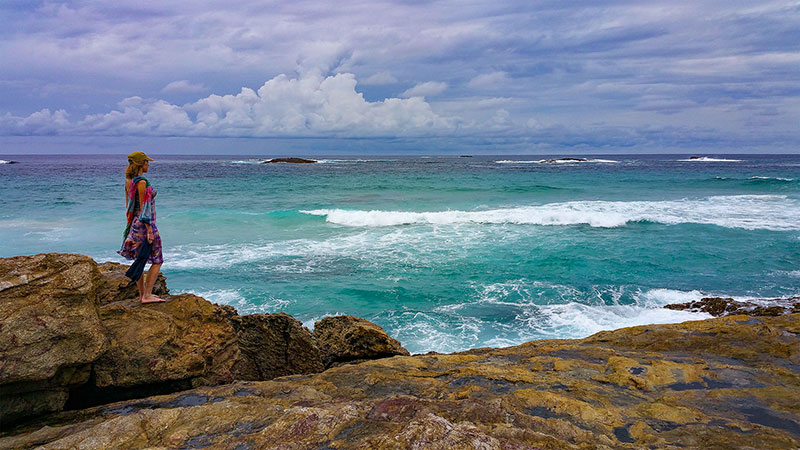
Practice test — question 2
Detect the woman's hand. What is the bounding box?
[146,224,154,243]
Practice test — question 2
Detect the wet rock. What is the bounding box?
[96,262,169,305]
[664,296,800,317]
[313,315,410,368]
[263,157,317,164]
[3,313,798,449]
[231,313,324,381]
[0,254,107,422]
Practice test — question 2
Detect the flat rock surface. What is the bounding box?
[3,313,798,449]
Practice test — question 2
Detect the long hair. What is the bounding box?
[124,159,146,197]
[125,159,145,181]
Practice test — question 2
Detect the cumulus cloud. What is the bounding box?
[361,71,399,85]
[401,81,448,98]
[1,72,458,138]
[161,80,207,93]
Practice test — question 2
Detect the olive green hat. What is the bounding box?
[127,151,154,163]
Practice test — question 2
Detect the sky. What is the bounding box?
[1,0,799,154]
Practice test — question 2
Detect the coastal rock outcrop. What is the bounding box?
[0,253,408,425]
[0,254,107,422]
[263,157,317,164]
[231,313,324,381]
[665,296,800,316]
[2,313,798,449]
[314,315,410,368]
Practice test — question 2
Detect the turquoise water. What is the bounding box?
[2,154,799,353]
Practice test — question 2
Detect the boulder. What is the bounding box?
[92,294,239,390]
[313,315,409,368]
[0,254,107,422]
[665,296,800,317]
[231,313,324,381]
[96,262,169,305]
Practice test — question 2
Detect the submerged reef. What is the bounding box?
[1,253,799,449]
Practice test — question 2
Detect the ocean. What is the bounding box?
[2,153,799,354]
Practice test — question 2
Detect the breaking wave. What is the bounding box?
[302,195,800,231]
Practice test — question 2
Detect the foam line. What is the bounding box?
[302,195,800,230]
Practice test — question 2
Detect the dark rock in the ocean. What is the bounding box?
[542,157,587,163]
[0,254,107,422]
[2,313,798,449]
[664,296,800,317]
[263,157,317,164]
[96,262,169,305]
[689,156,703,159]
[231,313,324,381]
[459,155,472,158]
[1,160,18,164]
[313,315,410,368]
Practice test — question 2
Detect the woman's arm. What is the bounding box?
[137,180,154,243]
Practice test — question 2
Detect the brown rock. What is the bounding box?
[665,296,800,317]
[231,313,324,381]
[0,254,107,422]
[93,294,239,389]
[313,315,409,368]
[3,313,799,449]
[96,262,169,305]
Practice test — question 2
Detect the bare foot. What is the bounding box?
[141,295,166,304]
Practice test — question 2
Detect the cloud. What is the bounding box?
[1,72,457,138]
[161,80,207,93]
[1,1,799,151]
[467,72,508,89]
[401,81,448,98]
[361,71,398,85]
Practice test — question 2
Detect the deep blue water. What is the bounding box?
[2,153,799,353]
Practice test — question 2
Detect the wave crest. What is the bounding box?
[302,195,799,230]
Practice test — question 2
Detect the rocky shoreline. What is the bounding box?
[1,253,799,448]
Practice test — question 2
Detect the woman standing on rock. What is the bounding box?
[118,151,166,304]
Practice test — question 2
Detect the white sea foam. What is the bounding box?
[523,302,711,339]
[186,289,248,307]
[749,176,794,181]
[677,157,742,162]
[227,160,264,164]
[316,159,395,164]
[495,158,618,164]
[185,288,292,314]
[302,195,800,231]
[389,285,718,353]
[0,160,13,164]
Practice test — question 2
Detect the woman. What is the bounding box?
[118,151,166,304]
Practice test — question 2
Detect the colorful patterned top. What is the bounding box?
[126,175,157,225]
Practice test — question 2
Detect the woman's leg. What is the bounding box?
[136,276,145,302]
[141,263,166,303]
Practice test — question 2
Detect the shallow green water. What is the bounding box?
[2,154,799,353]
